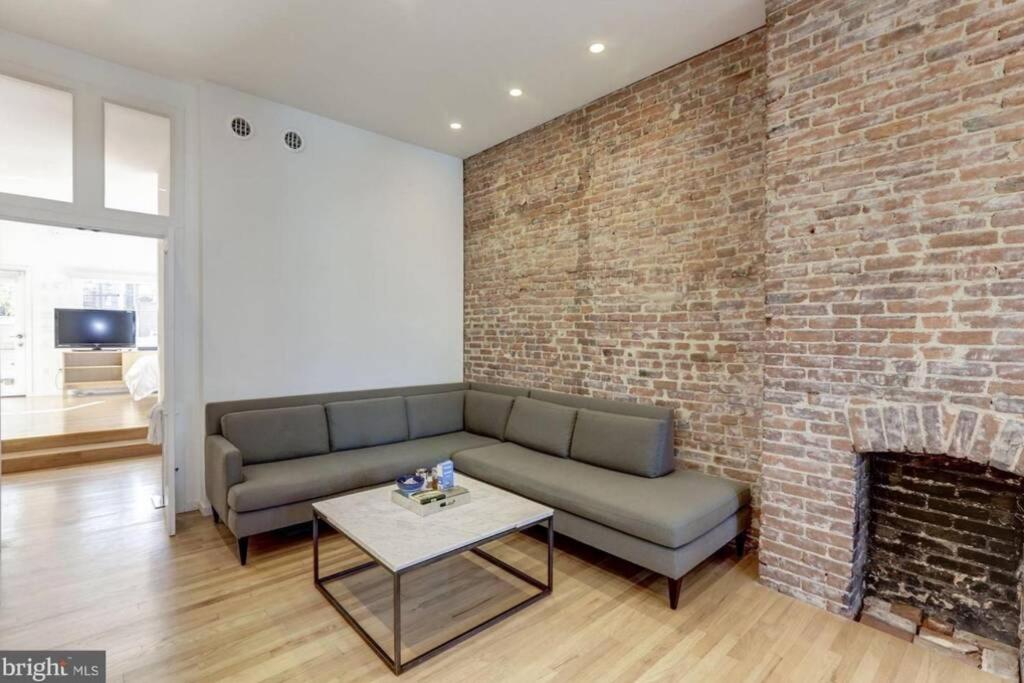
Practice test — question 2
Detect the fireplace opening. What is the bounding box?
[865,452,1024,649]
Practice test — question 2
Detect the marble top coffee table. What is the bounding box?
[312,475,554,675]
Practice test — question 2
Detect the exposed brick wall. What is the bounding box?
[463,0,1024,624]
[463,32,767,503]
[761,0,1024,615]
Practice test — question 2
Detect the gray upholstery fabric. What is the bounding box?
[529,389,673,471]
[467,381,529,397]
[326,397,408,451]
[206,382,468,436]
[207,381,747,580]
[552,507,750,579]
[571,409,672,477]
[464,390,514,440]
[229,498,318,539]
[205,435,243,519]
[221,405,329,465]
[406,391,465,438]
[226,465,749,565]
[504,397,577,457]
[529,388,672,421]
[452,442,750,548]
[229,451,351,512]
[228,431,497,512]
[229,497,325,539]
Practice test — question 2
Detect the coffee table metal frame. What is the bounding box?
[312,507,554,676]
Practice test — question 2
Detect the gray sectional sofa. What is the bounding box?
[205,382,750,607]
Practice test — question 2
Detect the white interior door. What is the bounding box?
[158,239,175,534]
[0,269,29,397]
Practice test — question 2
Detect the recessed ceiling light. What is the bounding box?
[509,88,523,97]
[589,42,606,54]
[449,122,462,130]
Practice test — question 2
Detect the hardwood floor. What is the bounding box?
[0,458,998,682]
[1,394,160,472]
[0,393,157,440]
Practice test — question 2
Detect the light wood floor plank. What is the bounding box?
[0,458,999,682]
[1,393,156,440]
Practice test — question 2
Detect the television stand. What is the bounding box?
[61,349,157,394]
[62,349,127,393]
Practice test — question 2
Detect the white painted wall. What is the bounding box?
[0,221,158,395]
[199,83,464,402]
[0,30,464,517]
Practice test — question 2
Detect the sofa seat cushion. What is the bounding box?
[229,431,498,512]
[229,451,350,512]
[452,443,750,548]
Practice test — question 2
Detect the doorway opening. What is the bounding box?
[0,220,166,508]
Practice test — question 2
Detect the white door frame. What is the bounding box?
[158,237,175,534]
[0,216,178,534]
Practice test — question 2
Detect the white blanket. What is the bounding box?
[147,400,163,445]
[124,354,160,400]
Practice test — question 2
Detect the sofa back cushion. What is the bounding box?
[468,381,529,397]
[326,397,408,451]
[570,409,672,477]
[505,397,577,458]
[221,404,329,465]
[464,390,515,440]
[406,391,465,438]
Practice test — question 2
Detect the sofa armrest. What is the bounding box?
[205,435,243,521]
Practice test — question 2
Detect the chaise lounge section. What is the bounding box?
[205,382,750,606]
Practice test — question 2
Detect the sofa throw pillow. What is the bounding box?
[570,409,672,477]
[326,397,408,451]
[464,390,515,440]
[406,391,465,438]
[504,397,577,458]
[221,404,329,465]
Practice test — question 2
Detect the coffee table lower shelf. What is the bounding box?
[313,509,554,676]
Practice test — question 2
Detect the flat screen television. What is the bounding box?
[55,308,136,349]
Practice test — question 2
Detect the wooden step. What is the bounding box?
[1,426,150,454]
[0,437,161,473]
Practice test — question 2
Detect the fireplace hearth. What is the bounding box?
[859,452,1024,678]
[867,452,1023,645]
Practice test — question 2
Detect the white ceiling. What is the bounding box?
[0,1,765,158]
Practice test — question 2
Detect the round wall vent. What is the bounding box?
[229,116,253,139]
[283,130,304,152]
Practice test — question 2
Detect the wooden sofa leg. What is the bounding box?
[212,508,220,525]
[668,576,683,609]
[736,531,747,559]
[238,537,249,566]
